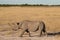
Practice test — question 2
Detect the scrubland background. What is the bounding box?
[0,6,60,40]
[0,6,60,32]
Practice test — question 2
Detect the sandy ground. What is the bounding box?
[0,6,60,40]
[0,36,59,40]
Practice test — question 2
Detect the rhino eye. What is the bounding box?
[17,23,19,25]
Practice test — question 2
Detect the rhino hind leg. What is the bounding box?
[39,29,42,37]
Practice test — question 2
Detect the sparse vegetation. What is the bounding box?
[0,4,60,7]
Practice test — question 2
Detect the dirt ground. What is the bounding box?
[0,6,60,40]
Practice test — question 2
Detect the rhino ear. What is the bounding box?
[17,22,19,25]
[8,23,10,26]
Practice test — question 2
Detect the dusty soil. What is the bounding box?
[0,36,60,40]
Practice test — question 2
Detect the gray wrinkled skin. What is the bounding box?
[16,20,47,37]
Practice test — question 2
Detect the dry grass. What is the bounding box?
[0,7,60,32]
[0,6,60,40]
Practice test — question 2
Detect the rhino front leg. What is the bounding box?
[19,29,26,37]
[25,29,31,37]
